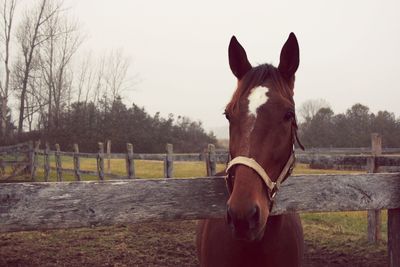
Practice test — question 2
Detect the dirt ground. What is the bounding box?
[0,221,387,267]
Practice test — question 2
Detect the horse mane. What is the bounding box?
[225,64,295,116]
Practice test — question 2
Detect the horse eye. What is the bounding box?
[284,110,295,121]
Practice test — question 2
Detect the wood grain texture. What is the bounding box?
[206,144,216,176]
[1,173,400,232]
[367,133,382,244]
[106,140,111,174]
[97,142,105,181]
[164,144,173,178]
[30,141,40,181]
[126,143,135,179]
[44,143,50,182]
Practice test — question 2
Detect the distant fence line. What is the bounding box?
[296,154,400,172]
[295,147,400,155]
[2,140,400,181]
[0,141,223,182]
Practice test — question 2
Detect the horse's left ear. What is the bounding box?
[278,33,299,80]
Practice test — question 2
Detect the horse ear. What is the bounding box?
[278,32,299,80]
[229,36,252,80]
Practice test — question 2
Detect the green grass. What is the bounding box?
[293,166,387,262]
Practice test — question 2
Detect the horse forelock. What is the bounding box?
[226,64,295,116]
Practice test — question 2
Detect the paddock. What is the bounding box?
[1,136,400,266]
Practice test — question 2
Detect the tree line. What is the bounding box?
[0,0,217,152]
[298,102,400,148]
[10,97,217,153]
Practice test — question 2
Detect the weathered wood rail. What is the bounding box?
[1,173,400,232]
[1,173,400,266]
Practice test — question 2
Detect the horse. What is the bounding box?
[196,33,304,267]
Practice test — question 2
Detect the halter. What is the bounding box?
[224,122,303,207]
[225,152,295,200]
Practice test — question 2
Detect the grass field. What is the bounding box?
[0,159,388,266]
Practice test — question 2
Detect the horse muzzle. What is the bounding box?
[226,203,268,242]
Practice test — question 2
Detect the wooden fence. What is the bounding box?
[1,137,400,266]
[0,141,224,182]
[2,139,400,181]
[0,142,31,180]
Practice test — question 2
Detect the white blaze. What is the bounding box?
[247,86,269,117]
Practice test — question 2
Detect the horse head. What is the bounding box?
[225,33,301,241]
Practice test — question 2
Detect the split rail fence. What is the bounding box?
[1,136,400,266]
[0,141,227,182]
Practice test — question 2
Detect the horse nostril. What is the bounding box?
[248,205,260,229]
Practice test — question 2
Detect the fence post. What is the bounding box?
[97,142,105,181]
[106,140,111,174]
[206,144,216,176]
[126,143,135,179]
[28,141,34,178]
[367,133,382,243]
[164,143,173,178]
[30,140,40,181]
[388,208,400,267]
[44,142,50,182]
[55,144,62,182]
[73,144,81,181]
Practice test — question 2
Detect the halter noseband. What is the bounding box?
[225,151,295,201]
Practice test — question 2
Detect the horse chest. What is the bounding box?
[198,216,303,267]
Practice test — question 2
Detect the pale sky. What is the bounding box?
[64,0,400,137]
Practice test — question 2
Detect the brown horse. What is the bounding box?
[197,33,304,267]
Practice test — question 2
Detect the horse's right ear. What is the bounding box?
[229,36,252,80]
[278,33,299,80]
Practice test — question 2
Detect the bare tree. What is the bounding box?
[298,98,331,122]
[75,52,92,104]
[39,7,82,130]
[72,48,133,112]
[0,0,17,139]
[104,49,130,102]
[92,54,105,106]
[90,49,133,107]
[14,0,62,135]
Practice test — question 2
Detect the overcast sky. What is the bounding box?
[65,0,400,137]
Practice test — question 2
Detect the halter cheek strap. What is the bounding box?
[225,152,295,200]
